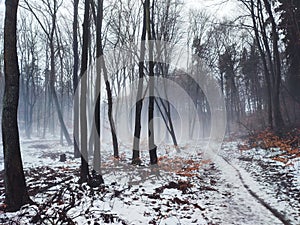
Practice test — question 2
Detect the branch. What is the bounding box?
[22,0,50,40]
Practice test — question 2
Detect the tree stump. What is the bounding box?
[60,154,66,162]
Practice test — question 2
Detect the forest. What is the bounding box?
[0,0,300,224]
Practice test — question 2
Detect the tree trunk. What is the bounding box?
[2,0,32,211]
[93,94,101,172]
[97,0,119,159]
[93,0,102,175]
[146,0,157,164]
[50,84,72,145]
[164,99,179,151]
[155,98,179,151]
[79,0,90,183]
[262,0,285,130]
[73,0,81,158]
[132,0,147,165]
[49,41,72,145]
[249,0,273,128]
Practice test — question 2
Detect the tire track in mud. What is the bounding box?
[220,155,293,225]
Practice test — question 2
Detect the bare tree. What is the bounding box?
[18,14,41,138]
[243,0,284,129]
[2,0,32,211]
[94,0,119,160]
[79,0,90,183]
[262,0,284,129]
[132,0,147,165]
[152,0,183,150]
[146,0,158,164]
[73,0,81,157]
[23,0,72,144]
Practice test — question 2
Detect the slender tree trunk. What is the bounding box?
[132,1,147,165]
[93,0,102,174]
[2,0,32,211]
[79,0,90,183]
[73,0,81,158]
[262,0,284,130]
[104,65,119,158]
[155,98,179,151]
[24,74,29,138]
[43,74,48,138]
[146,0,157,164]
[159,64,179,151]
[96,0,119,159]
[56,29,67,145]
[249,0,273,128]
[43,0,72,145]
[93,93,101,172]
[49,42,72,145]
[50,84,72,144]
[165,100,179,151]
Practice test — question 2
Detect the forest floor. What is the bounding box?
[0,136,299,225]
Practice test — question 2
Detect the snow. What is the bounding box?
[219,141,300,225]
[0,138,299,224]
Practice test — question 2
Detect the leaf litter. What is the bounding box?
[0,138,299,224]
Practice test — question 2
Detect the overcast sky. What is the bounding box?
[185,0,238,19]
[0,0,238,32]
[0,0,4,30]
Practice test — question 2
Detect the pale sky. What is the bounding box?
[185,0,238,19]
[0,0,238,35]
[0,0,4,30]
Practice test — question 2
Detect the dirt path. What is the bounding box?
[211,142,299,225]
[202,152,282,224]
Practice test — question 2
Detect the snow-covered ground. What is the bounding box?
[219,142,300,225]
[0,138,299,224]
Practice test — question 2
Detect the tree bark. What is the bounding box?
[262,0,285,129]
[93,0,102,174]
[73,0,81,158]
[146,0,158,164]
[49,3,72,145]
[79,0,90,183]
[2,0,32,212]
[132,0,147,165]
[249,0,273,128]
[96,0,119,159]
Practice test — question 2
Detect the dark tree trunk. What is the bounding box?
[155,98,179,152]
[132,0,147,165]
[247,0,284,130]
[2,0,32,212]
[146,0,158,164]
[73,0,81,158]
[50,84,72,145]
[104,68,119,158]
[93,94,101,172]
[161,98,179,151]
[93,0,102,175]
[79,0,90,183]
[166,104,178,150]
[56,31,65,145]
[96,0,119,159]
[249,0,273,128]
[43,68,49,138]
[262,0,285,130]
[24,74,30,138]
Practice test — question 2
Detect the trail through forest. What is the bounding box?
[1,0,300,224]
[0,139,299,224]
